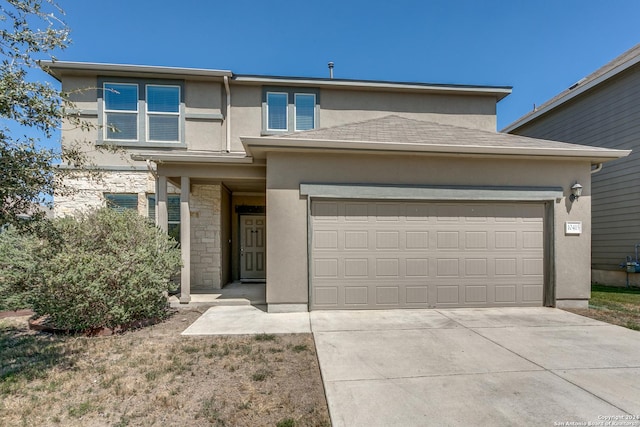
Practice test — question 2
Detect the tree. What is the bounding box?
[0,0,82,225]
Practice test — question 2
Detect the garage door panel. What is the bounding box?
[495,285,517,303]
[344,202,369,220]
[523,285,544,302]
[310,201,544,309]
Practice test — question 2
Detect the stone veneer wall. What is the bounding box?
[190,184,222,290]
[54,171,178,217]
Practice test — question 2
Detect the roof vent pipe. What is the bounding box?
[328,62,334,79]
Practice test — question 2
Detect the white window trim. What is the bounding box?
[103,82,139,142]
[266,91,289,132]
[294,93,316,131]
[145,84,181,143]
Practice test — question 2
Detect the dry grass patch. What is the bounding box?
[0,309,330,427]
[565,284,640,331]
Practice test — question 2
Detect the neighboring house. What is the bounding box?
[42,61,628,312]
[504,43,640,286]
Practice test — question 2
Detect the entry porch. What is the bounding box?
[149,156,267,304]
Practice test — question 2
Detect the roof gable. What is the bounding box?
[242,115,629,162]
[281,115,613,150]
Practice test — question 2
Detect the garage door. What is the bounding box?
[310,201,544,310]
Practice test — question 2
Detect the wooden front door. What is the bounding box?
[240,215,266,280]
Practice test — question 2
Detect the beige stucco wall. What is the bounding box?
[265,152,593,308]
[61,75,225,167]
[319,90,496,131]
[60,73,500,164]
[228,85,498,152]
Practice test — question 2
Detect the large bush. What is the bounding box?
[0,227,40,311]
[0,208,182,330]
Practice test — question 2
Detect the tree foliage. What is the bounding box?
[0,0,77,225]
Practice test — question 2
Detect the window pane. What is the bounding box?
[168,195,181,222]
[295,94,315,131]
[106,112,137,140]
[148,195,155,220]
[147,86,180,113]
[168,223,181,242]
[267,93,287,130]
[105,194,138,212]
[105,83,138,111]
[149,115,179,141]
[148,195,181,222]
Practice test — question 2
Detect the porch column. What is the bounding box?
[157,175,168,233]
[179,176,191,303]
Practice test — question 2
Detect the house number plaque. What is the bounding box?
[565,221,582,235]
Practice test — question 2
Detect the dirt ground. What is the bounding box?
[565,306,640,331]
[0,308,330,427]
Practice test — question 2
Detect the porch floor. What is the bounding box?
[168,281,266,308]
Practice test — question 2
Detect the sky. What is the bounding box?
[35,0,640,130]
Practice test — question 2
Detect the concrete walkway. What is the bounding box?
[169,281,266,308]
[311,307,640,427]
[181,305,311,335]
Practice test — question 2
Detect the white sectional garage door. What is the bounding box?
[310,200,544,310]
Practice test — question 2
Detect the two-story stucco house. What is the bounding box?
[504,44,640,287]
[42,61,629,311]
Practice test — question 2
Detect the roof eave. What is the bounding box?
[232,75,512,100]
[241,136,630,163]
[39,60,233,81]
[503,53,640,132]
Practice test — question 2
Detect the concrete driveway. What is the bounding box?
[310,307,640,427]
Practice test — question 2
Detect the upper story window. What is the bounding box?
[266,92,288,131]
[294,93,315,131]
[147,85,180,142]
[104,83,138,140]
[100,79,184,146]
[263,87,319,134]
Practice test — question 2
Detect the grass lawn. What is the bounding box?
[0,309,330,427]
[565,284,640,331]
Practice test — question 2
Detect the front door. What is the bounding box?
[240,215,266,280]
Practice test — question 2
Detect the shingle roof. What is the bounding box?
[280,115,615,152]
[503,43,640,132]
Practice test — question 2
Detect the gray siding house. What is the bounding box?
[44,61,628,311]
[504,44,640,286]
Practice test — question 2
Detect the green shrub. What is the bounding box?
[35,208,182,330]
[0,208,182,330]
[0,227,40,311]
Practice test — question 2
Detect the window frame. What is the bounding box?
[98,77,185,147]
[294,93,316,131]
[145,84,181,143]
[266,91,289,132]
[104,193,139,212]
[261,87,319,135]
[147,194,181,240]
[103,82,139,142]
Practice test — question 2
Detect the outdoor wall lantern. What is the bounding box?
[569,182,583,202]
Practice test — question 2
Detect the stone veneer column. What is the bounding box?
[179,176,191,303]
[189,184,222,289]
[157,175,168,232]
